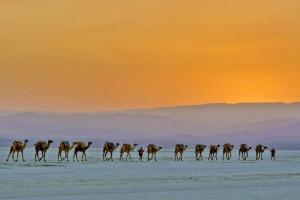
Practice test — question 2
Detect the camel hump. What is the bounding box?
[62,141,70,145]
[13,141,22,145]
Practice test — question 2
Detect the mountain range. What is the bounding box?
[0,103,300,149]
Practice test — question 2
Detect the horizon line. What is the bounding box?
[0,101,300,114]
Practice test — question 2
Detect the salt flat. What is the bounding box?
[0,148,300,200]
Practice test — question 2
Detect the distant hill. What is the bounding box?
[1,103,300,149]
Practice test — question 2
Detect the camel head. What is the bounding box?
[88,142,93,145]
[48,140,53,144]
[115,143,120,147]
[217,145,220,148]
[248,146,252,150]
[133,143,138,147]
[158,146,162,150]
[24,139,29,143]
[204,145,207,148]
[264,146,268,150]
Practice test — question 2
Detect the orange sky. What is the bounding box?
[1,0,300,112]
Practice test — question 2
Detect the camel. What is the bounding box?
[195,144,206,160]
[174,144,188,161]
[238,144,252,160]
[138,147,144,161]
[270,148,276,160]
[6,139,29,162]
[223,143,234,160]
[103,142,119,161]
[256,144,268,160]
[119,143,138,161]
[147,144,162,161]
[73,142,92,162]
[58,141,77,162]
[208,144,220,160]
[35,140,53,162]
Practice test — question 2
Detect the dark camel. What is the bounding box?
[58,141,77,162]
[7,139,29,162]
[195,144,206,160]
[73,142,92,162]
[256,144,268,160]
[35,140,53,162]
[174,144,188,161]
[208,145,220,160]
[103,142,119,161]
[147,144,162,161]
[223,143,234,160]
[238,144,251,160]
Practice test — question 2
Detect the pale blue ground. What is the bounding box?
[0,147,300,200]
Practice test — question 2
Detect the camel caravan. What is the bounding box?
[5,140,276,162]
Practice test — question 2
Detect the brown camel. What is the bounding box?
[73,142,92,162]
[147,144,162,161]
[223,143,234,160]
[103,142,119,161]
[256,144,268,160]
[6,139,29,162]
[174,144,188,161]
[238,144,252,160]
[35,140,53,162]
[208,144,220,160]
[119,143,138,161]
[195,144,206,160]
[58,141,77,162]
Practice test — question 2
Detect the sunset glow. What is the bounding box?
[1,0,300,111]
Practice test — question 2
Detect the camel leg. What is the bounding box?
[103,148,106,161]
[43,151,47,162]
[128,153,132,161]
[223,152,225,160]
[216,152,218,160]
[21,150,25,162]
[180,152,183,161]
[147,153,150,161]
[39,151,44,161]
[154,153,157,161]
[12,151,16,162]
[175,152,177,161]
[65,151,69,162]
[81,152,84,162]
[84,151,87,162]
[16,151,20,162]
[110,152,113,161]
[119,152,123,161]
[74,151,79,162]
[6,147,13,162]
[35,151,38,162]
[58,150,61,162]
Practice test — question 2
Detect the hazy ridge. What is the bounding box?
[1,103,300,149]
